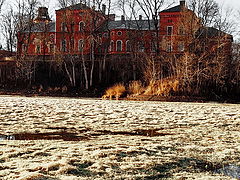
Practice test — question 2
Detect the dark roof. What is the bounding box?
[161,5,181,13]
[23,22,56,33]
[56,3,90,11]
[196,27,233,39]
[107,20,155,30]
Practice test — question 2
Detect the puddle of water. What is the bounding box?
[96,129,173,137]
[0,128,173,141]
[0,132,87,141]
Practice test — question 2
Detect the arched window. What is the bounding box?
[22,44,27,53]
[61,39,67,52]
[116,40,122,52]
[35,45,41,54]
[126,40,131,52]
[109,40,114,51]
[79,21,85,32]
[78,39,84,52]
[49,44,55,53]
[61,23,67,32]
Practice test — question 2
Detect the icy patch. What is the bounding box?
[216,165,240,179]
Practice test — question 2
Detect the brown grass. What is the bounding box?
[102,83,126,100]
[144,77,180,96]
[128,81,145,96]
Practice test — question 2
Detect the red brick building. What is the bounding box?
[17,1,233,59]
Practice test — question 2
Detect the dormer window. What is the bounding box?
[79,21,85,32]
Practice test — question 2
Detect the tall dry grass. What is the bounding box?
[128,81,145,96]
[102,83,126,100]
[144,77,180,96]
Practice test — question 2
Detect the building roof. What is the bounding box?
[107,19,156,30]
[161,5,181,13]
[22,22,56,33]
[56,3,91,11]
[196,27,233,39]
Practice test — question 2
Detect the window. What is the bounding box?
[35,45,41,54]
[152,32,157,37]
[70,38,74,51]
[78,39,84,52]
[178,42,184,52]
[151,42,157,52]
[49,34,55,43]
[167,26,173,36]
[22,44,27,52]
[126,40,131,52]
[179,26,185,35]
[110,40,114,51]
[61,39,67,52]
[61,23,67,32]
[116,40,122,52]
[103,33,108,38]
[138,42,145,52]
[49,44,55,53]
[117,31,122,36]
[111,32,114,36]
[70,23,74,32]
[166,42,172,52]
[79,21,85,32]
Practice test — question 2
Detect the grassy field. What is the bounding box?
[0,96,239,179]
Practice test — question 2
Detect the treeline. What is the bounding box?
[0,0,240,100]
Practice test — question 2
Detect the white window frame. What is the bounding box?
[79,21,85,32]
[78,39,84,52]
[126,40,131,52]
[116,40,123,52]
[167,26,173,36]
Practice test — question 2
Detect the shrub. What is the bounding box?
[102,83,126,100]
[128,81,145,96]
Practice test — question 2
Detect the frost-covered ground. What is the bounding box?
[0,96,239,180]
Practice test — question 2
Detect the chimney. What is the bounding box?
[180,0,186,9]
[102,4,106,15]
[35,7,51,23]
[121,15,125,23]
[109,14,115,21]
[121,15,125,22]
[139,15,142,20]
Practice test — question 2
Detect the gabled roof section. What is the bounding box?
[196,27,233,40]
[107,20,155,30]
[160,5,181,13]
[56,3,91,11]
